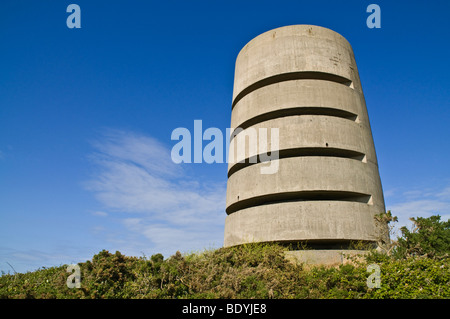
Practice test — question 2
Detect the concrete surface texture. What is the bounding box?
[224,25,388,261]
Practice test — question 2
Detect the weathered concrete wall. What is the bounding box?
[224,25,387,253]
[284,250,368,267]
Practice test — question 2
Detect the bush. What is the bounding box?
[363,256,450,298]
[394,215,450,259]
[81,250,137,298]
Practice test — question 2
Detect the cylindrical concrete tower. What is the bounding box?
[224,25,387,257]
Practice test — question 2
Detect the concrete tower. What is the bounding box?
[224,25,387,262]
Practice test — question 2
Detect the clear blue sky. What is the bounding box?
[1,0,449,273]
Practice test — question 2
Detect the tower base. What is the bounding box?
[284,249,368,267]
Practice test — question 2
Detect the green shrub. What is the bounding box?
[80,250,137,298]
[364,256,450,298]
[394,215,450,259]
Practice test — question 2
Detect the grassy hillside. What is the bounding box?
[1,214,449,299]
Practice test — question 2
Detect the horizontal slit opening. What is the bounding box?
[261,240,377,250]
[226,191,372,215]
[230,107,358,140]
[228,147,365,178]
[232,71,353,109]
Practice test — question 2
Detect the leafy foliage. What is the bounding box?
[1,215,449,299]
[394,215,450,259]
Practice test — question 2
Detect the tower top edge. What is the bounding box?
[236,24,352,58]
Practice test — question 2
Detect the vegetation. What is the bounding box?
[1,213,449,299]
